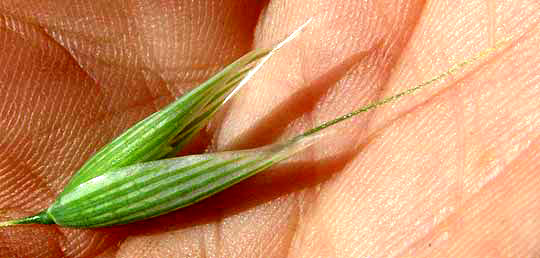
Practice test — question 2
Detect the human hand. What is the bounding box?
[0,1,538,257]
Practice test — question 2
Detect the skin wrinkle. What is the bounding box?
[417,11,472,247]
[351,3,426,148]
[199,236,206,258]
[283,66,318,256]
[273,198,302,257]
[283,69,335,255]
[46,32,102,89]
[407,133,540,257]
[139,73,177,116]
[0,137,58,206]
[1,225,67,257]
[461,26,533,192]
[3,33,26,142]
[282,190,303,258]
[399,39,528,257]
[452,77,466,238]
[216,209,225,258]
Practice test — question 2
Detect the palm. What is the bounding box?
[1,1,539,257]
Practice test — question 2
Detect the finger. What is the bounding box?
[212,1,427,257]
[234,1,538,258]
[117,0,425,257]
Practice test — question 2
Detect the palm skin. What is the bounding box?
[0,1,539,257]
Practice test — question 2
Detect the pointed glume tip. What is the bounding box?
[223,18,313,104]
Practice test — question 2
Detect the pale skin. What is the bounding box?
[0,1,539,257]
